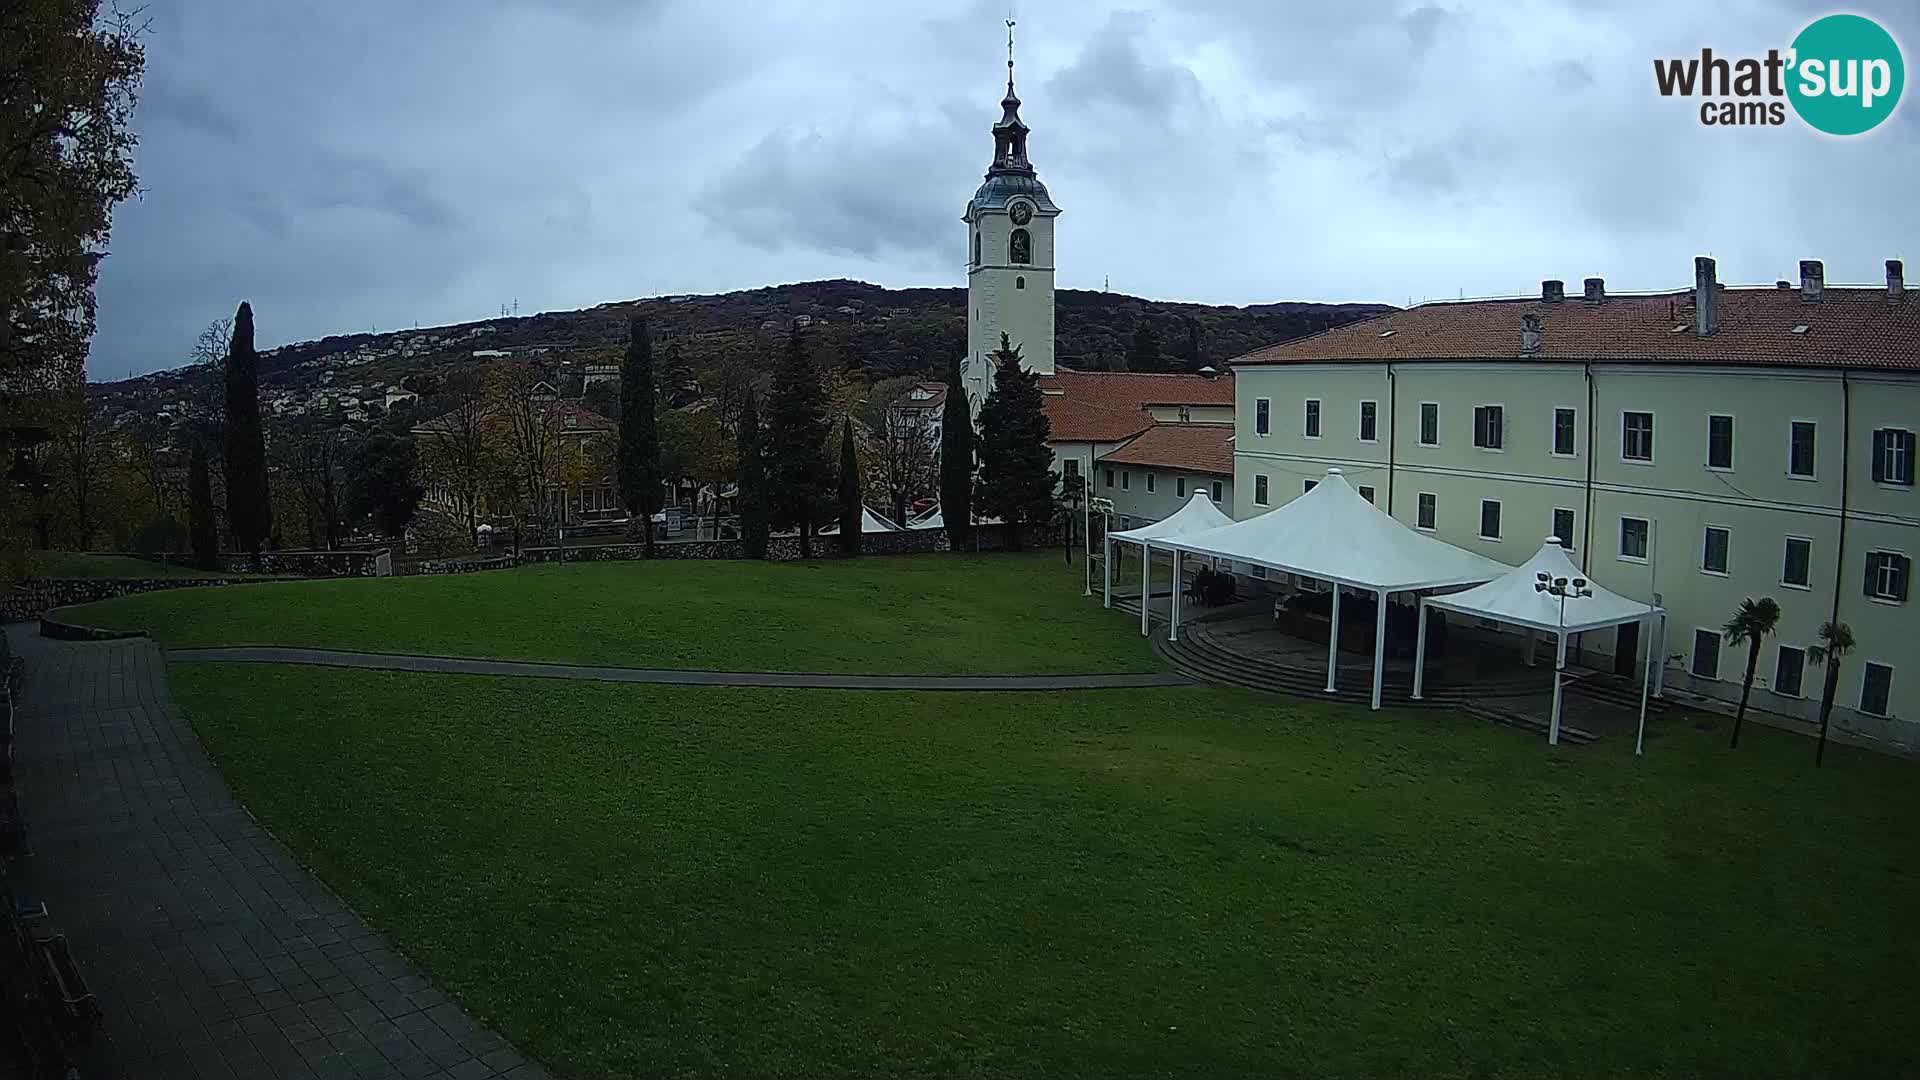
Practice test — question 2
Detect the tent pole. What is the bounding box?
[1652,612,1667,698]
[1370,588,1388,711]
[1139,542,1151,636]
[1412,599,1429,700]
[1102,534,1113,609]
[1325,586,1342,693]
[1169,549,1183,642]
[1635,615,1654,756]
[1549,630,1568,746]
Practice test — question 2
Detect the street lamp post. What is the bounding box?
[1534,570,1592,746]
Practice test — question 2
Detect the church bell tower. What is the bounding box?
[962,20,1058,406]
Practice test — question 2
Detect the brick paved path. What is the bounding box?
[3,624,551,1080]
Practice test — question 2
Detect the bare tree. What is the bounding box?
[274,422,346,549]
[52,389,102,549]
[417,369,495,542]
[189,315,234,461]
[487,362,564,539]
[861,383,937,528]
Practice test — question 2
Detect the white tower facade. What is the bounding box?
[962,36,1058,407]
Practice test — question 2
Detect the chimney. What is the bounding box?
[1694,256,1718,336]
[1799,259,1824,302]
[1583,277,1605,303]
[1541,279,1565,303]
[1521,313,1544,356]
[1888,259,1906,301]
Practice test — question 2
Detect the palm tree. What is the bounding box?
[1722,597,1782,749]
[1806,620,1856,768]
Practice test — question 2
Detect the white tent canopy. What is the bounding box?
[1155,469,1509,710]
[820,505,901,534]
[1103,491,1237,637]
[1416,537,1667,747]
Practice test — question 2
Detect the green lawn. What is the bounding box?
[62,553,1149,674]
[173,663,1920,1080]
[24,550,238,579]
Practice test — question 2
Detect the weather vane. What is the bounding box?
[1007,15,1016,76]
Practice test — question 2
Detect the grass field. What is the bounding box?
[173,662,1920,1080]
[24,550,238,579]
[63,553,1154,674]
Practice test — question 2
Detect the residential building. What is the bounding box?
[1228,258,1917,745]
[1091,422,1234,529]
[412,398,618,528]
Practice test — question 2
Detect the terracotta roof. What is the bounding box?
[1232,286,1920,372]
[1038,368,1235,407]
[1043,396,1155,443]
[1099,423,1235,475]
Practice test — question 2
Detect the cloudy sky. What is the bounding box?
[93,0,1919,378]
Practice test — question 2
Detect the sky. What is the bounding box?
[92,0,1920,379]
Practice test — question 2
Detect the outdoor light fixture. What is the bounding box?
[1535,570,1593,746]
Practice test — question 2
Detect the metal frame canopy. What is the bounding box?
[1415,537,1667,749]
[1102,491,1237,637]
[1154,469,1509,710]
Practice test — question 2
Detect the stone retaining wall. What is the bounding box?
[422,525,1063,573]
[2,577,274,623]
[212,549,384,577]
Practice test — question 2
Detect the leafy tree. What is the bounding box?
[487,362,565,540]
[1181,316,1203,371]
[130,515,185,563]
[657,338,697,408]
[736,386,769,559]
[222,302,272,553]
[939,354,974,550]
[1807,621,1856,768]
[764,329,833,559]
[1722,597,1782,750]
[975,335,1055,551]
[618,317,663,556]
[187,441,217,569]
[658,408,733,535]
[862,377,936,527]
[836,417,861,557]
[275,421,346,548]
[1128,317,1161,373]
[415,369,492,542]
[347,431,425,538]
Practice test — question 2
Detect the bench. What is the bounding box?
[33,933,101,1040]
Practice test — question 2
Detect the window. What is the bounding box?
[1015,276,1025,290]
[1063,460,1080,488]
[1249,564,1267,580]
[1789,420,1817,478]
[1708,415,1735,470]
[1553,407,1577,456]
[1479,499,1502,540]
[1419,403,1439,446]
[1303,480,1318,494]
[1303,399,1321,438]
[1473,405,1504,450]
[1359,401,1378,442]
[1145,472,1155,493]
[1177,406,1190,422]
[1622,411,1655,462]
[1774,646,1805,698]
[1254,475,1269,505]
[1211,480,1223,502]
[1860,662,1894,717]
[1255,398,1270,436]
[1009,228,1031,264]
[972,231,980,265]
[1121,470,1130,490]
[1702,526,1730,575]
[1103,468,1114,489]
[1552,508,1576,550]
[1620,516,1650,561]
[1358,485,1375,504]
[1417,492,1437,530]
[1865,551,1910,602]
[1175,477,1185,498]
[1872,427,1916,485]
[1782,537,1812,588]
[1691,629,1721,679]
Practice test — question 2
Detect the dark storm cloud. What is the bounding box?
[89,0,1920,377]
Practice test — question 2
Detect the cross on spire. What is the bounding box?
[989,17,1031,175]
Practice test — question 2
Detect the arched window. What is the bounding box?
[1010,228,1031,265]
[973,230,981,265]
[1016,276,1025,289]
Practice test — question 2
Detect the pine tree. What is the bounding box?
[619,316,663,557]
[222,302,272,553]
[837,416,862,557]
[764,329,833,559]
[188,442,218,570]
[736,387,769,559]
[975,334,1055,551]
[1128,317,1161,373]
[939,354,974,551]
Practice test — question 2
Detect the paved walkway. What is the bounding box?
[2,624,550,1080]
[165,646,1192,691]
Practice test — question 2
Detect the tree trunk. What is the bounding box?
[1062,511,1073,564]
[799,518,812,561]
[642,516,655,559]
[1005,519,1021,551]
[1816,662,1840,767]
[1731,640,1760,749]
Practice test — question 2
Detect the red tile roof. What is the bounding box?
[1232,287,1920,372]
[1043,396,1155,443]
[1098,423,1235,475]
[1039,368,1234,442]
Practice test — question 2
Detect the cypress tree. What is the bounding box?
[1128,317,1161,373]
[736,387,769,559]
[188,442,218,570]
[222,302,272,553]
[836,416,861,557]
[764,329,832,560]
[939,354,974,551]
[975,334,1055,551]
[618,316,663,557]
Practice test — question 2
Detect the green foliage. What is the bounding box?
[1127,317,1162,372]
[346,431,425,538]
[939,355,973,549]
[1808,620,1857,767]
[836,417,861,557]
[188,442,217,569]
[222,303,272,552]
[735,387,769,559]
[130,515,186,559]
[617,318,663,533]
[1722,596,1782,749]
[974,335,1055,550]
[764,329,833,557]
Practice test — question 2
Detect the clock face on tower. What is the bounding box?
[1009,201,1033,225]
